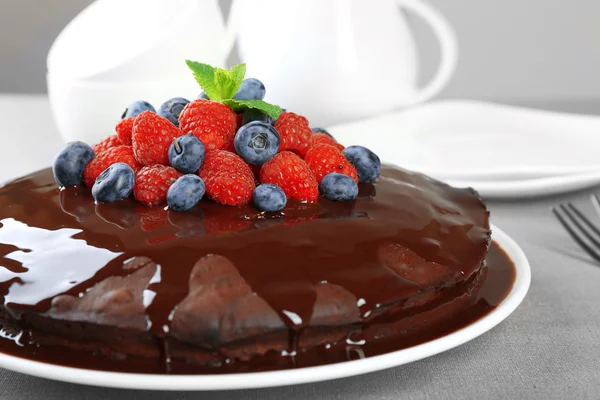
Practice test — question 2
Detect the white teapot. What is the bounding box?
[229,0,457,126]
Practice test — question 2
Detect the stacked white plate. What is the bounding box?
[329,100,600,198]
[47,0,232,145]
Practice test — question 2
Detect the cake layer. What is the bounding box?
[0,164,490,362]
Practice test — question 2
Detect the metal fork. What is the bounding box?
[552,194,600,262]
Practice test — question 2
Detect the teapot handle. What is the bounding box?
[396,0,458,105]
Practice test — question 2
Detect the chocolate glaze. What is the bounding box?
[0,242,514,374]
[0,164,500,373]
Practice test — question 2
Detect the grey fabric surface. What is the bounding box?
[0,98,599,399]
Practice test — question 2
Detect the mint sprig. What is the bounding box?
[185,60,282,119]
[221,99,283,119]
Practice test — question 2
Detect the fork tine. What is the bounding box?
[561,203,600,249]
[591,194,600,220]
[567,202,600,238]
[552,205,600,262]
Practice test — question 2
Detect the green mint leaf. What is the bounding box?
[221,99,283,119]
[185,60,221,100]
[214,67,236,99]
[186,61,249,101]
[229,63,246,95]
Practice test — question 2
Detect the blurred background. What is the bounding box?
[2,0,600,111]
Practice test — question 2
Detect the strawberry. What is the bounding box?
[304,144,358,183]
[198,150,255,206]
[116,118,134,146]
[83,146,140,187]
[274,112,313,157]
[178,100,237,151]
[91,135,122,155]
[133,165,182,206]
[132,111,183,166]
[312,133,344,152]
[260,151,319,202]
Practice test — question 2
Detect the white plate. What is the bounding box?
[0,224,530,391]
[329,100,600,198]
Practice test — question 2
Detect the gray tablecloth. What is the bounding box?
[0,96,599,399]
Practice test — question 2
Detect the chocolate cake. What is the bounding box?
[0,164,491,371]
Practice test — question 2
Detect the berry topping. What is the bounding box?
[53,141,95,188]
[51,60,383,212]
[234,78,266,100]
[260,151,319,202]
[83,146,140,188]
[274,112,313,157]
[178,100,237,151]
[242,109,274,126]
[305,143,358,183]
[168,134,205,174]
[252,184,287,212]
[91,163,135,203]
[122,100,155,119]
[311,127,334,138]
[343,145,381,183]
[167,174,206,211]
[199,150,255,206]
[234,121,280,166]
[115,118,134,145]
[133,165,182,206]
[319,172,359,202]
[312,132,344,152]
[91,134,122,154]
[158,97,190,127]
[132,111,183,166]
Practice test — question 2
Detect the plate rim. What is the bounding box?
[0,224,530,391]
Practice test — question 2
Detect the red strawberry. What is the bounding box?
[312,133,344,152]
[178,100,237,151]
[260,151,319,202]
[116,118,134,145]
[198,150,254,206]
[133,165,182,206]
[304,143,358,184]
[91,135,122,154]
[200,150,254,181]
[236,113,244,130]
[132,111,183,166]
[274,112,313,157]
[83,146,140,187]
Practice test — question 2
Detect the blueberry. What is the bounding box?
[121,100,155,119]
[197,91,209,100]
[319,173,359,202]
[158,97,190,127]
[242,109,274,126]
[342,146,381,183]
[234,78,266,100]
[168,134,205,173]
[311,127,334,139]
[252,184,287,212]
[167,175,206,211]
[52,141,95,188]
[91,163,135,203]
[234,121,280,165]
